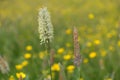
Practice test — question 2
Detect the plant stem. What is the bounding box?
[59,63,67,80]
[46,39,52,80]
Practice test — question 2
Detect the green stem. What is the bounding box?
[78,67,81,80]
[59,63,67,80]
[73,66,81,80]
[46,39,52,80]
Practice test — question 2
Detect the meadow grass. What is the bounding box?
[0,0,120,80]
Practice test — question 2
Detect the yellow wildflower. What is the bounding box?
[88,13,94,19]
[65,29,72,35]
[109,46,114,51]
[39,52,45,59]
[101,50,107,57]
[16,72,26,79]
[111,30,116,36]
[57,48,65,54]
[63,54,71,60]
[26,45,32,51]
[118,40,120,47]
[86,42,92,47]
[51,63,60,71]
[89,52,97,58]
[94,39,100,45]
[80,78,84,80]
[15,64,23,70]
[105,78,112,80]
[24,53,32,59]
[66,43,71,47]
[66,65,75,73]
[21,60,28,67]
[107,33,112,38]
[83,58,88,64]
[9,75,14,80]
[47,75,51,79]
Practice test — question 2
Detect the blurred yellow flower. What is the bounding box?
[86,42,92,47]
[88,13,94,19]
[66,42,71,47]
[15,64,23,70]
[101,50,107,57]
[57,48,65,54]
[63,54,71,60]
[107,33,112,38]
[111,30,116,36]
[105,78,112,80]
[83,58,88,64]
[21,60,28,67]
[94,39,100,45]
[26,45,32,51]
[9,75,14,80]
[109,46,114,51]
[24,53,32,59]
[66,28,72,35]
[89,52,97,58]
[16,72,26,79]
[67,65,75,73]
[80,78,84,80]
[47,75,51,79]
[118,41,120,47]
[39,52,45,59]
[51,63,60,71]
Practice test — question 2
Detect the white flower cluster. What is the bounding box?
[38,7,53,44]
[0,56,10,74]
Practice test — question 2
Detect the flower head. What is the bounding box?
[94,39,100,45]
[63,54,71,60]
[51,63,60,71]
[66,65,75,73]
[21,60,28,67]
[9,75,15,80]
[16,72,26,79]
[83,58,88,64]
[89,52,97,58]
[88,13,94,19]
[80,78,84,80]
[65,28,72,35]
[24,53,32,59]
[57,48,65,54]
[118,40,120,47]
[38,7,53,44]
[15,64,23,70]
[86,42,92,47]
[73,27,81,66]
[25,45,32,51]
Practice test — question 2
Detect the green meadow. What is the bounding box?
[0,0,120,80]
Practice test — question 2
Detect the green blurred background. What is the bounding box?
[0,0,120,80]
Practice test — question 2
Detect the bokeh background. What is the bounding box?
[0,0,120,80]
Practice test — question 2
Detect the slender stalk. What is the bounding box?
[19,75,23,80]
[46,39,52,80]
[73,27,82,79]
[59,63,67,80]
[50,49,54,65]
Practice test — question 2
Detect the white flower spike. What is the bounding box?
[38,7,53,44]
